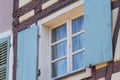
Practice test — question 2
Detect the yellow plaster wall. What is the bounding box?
[96,62,108,69]
[19,0,32,8]
[42,0,58,10]
[19,10,34,23]
[43,4,84,28]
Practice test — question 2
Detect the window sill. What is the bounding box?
[42,0,58,10]
[52,68,91,80]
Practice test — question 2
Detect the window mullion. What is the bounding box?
[67,19,72,73]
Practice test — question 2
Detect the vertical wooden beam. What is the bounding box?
[13,28,18,80]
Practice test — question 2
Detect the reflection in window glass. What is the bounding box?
[52,59,67,78]
[72,35,83,52]
[52,24,67,43]
[73,52,84,71]
[52,41,67,60]
[72,17,84,34]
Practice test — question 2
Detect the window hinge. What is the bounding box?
[10,44,11,47]
[38,35,41,38]
[37,69,41,76]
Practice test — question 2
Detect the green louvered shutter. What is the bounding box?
[84,0,113,67]
[0,37,10,80]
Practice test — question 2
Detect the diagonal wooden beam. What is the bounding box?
[112,0,120,9]
[113,8,120,55]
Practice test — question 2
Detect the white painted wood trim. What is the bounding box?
[0,30,13,80]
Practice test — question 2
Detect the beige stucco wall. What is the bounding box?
[0,0,13,33]
[19,0,32,8]
[111,72,120,80]
[112,8,120,62]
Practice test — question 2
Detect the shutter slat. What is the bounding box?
[0,65,6,80]
[0,37,10,80]
[0,52,7,56]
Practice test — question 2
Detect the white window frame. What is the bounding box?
[0,30,13,80]
[38,0,92,80]
[49,16,85,79]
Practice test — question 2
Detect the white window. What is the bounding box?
[50,16,85,79]
[38,1,92,79]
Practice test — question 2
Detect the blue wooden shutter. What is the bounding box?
[0,37,10,80]
[84,0,113,67]
[17,25,38,80]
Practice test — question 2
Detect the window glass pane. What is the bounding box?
[52,41,67,60]
[73,52,84,71]
[72,35,83,52]
[52,24,67,43]
[52,59,67,78]
[72,17,84,34]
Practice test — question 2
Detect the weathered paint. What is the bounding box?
[84,0,113,67]
[114,30,120,62]
[16,25,38,80]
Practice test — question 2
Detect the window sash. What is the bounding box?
[50,16,85,78]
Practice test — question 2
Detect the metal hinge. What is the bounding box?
[38,35,41,38]
[37,69,41,76]
[10,44,11,47]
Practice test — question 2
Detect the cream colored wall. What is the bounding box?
[0,0,13,33]
[112,8,120,62]
[42,0,58,10]
[19,0,32,8]
[98,78,105,80]
[19,10,35,23]
[111,72,120,80]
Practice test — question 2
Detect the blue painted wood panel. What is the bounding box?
[17,25,38,80]
[84,0,113,67]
